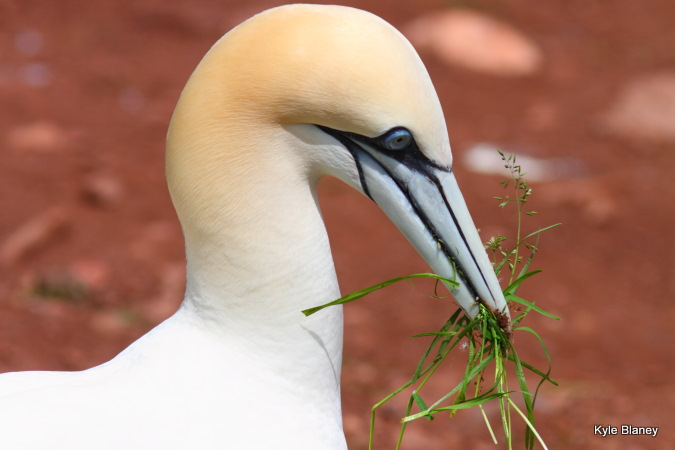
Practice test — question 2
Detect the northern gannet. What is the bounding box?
[0,5,509,449]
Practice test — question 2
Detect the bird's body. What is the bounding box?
[0,312,345,448]
[0,5,508,448]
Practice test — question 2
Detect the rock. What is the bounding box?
[0,207,69,265]
[14,28,44,57]
[69,258,111,291]
[462,143,584,182]
[90,310,131,335]
[118,87,145,113]
[538,178,618,226]
[81,173,124,206]
[405,10,542,77]
[600,72,675,143]
[6,121,70,152]
[20,63,52,88]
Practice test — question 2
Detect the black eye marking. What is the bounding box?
[315,124,450,183]
[382,128,413,151]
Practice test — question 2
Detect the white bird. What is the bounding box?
[0,5,509,449]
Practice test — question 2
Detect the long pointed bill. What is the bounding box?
[322,127,510,332]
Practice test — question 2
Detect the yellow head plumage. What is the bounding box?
[166,5,450,231]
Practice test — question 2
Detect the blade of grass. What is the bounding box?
[503,270,541,295]
[518,223,562,245]
[402,392,507,422]
[507,295,561,320]
[302,273,459,316]
[506,397,549,450]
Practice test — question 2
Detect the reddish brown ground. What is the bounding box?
[1,1,673,449]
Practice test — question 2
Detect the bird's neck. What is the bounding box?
[164,43,346,411]
[180,169,343,338]
[167,121,344,412]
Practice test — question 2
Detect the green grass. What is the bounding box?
[304,151,560,449]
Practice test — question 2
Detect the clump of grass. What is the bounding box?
[304,151,560,449]
[31,269,88,302]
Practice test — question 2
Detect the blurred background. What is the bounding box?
[1,0,673,448]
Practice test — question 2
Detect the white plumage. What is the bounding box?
[0,5,508,448]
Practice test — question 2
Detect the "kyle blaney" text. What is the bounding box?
[594,425,658,437]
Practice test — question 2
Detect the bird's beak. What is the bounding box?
[320,126,510,331]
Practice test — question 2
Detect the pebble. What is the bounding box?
[90,310,131,335]
[118,87,146,113]
[81,173,124,206]
[462,143,584,182]
[537,178,618,225]
[600,72,675,143]
[14,28,44,57]
[405,10,542,76]
[0,207,69,265]
[6,121,70,153]
[69,258,111,291]
[20,63,52,88]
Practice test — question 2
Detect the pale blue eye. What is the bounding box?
[384,128,413,151]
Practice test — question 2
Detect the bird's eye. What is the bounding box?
[383,128,413,151]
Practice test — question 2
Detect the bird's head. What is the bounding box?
[167,5,510,328]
